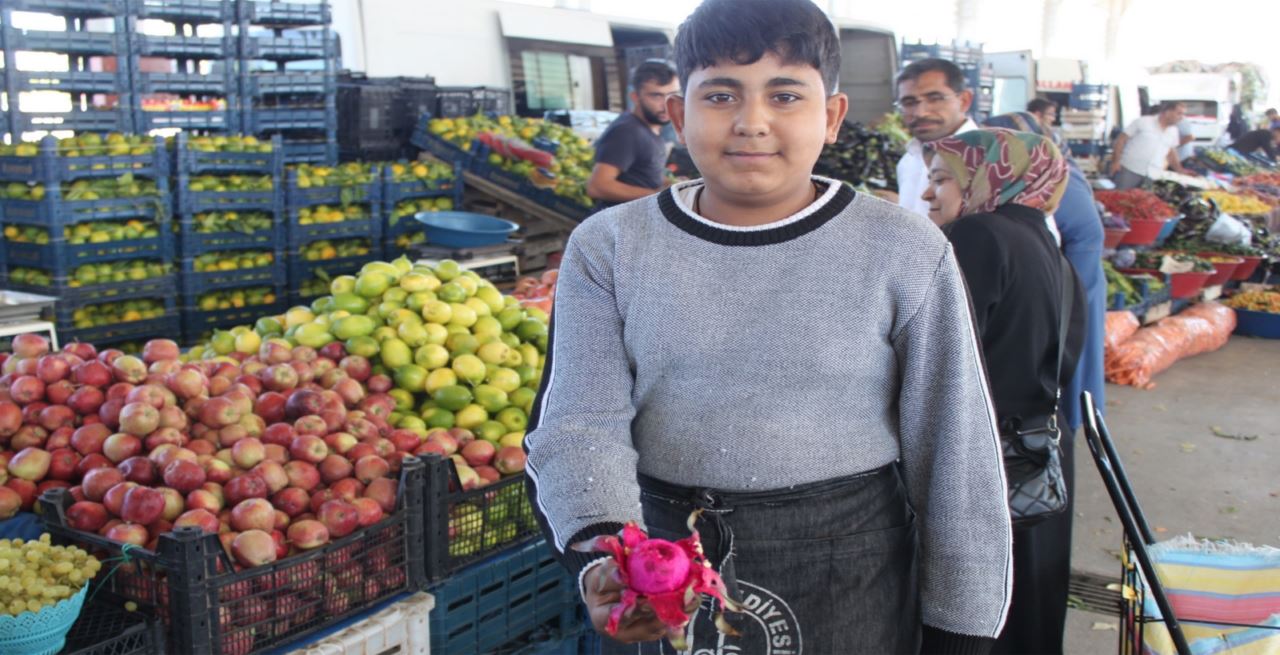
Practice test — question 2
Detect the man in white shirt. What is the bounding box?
[1109,102,1189,189]
[895,59,978,217]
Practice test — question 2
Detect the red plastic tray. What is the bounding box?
[1196,254,1244,287]
[1118,218,1169,246]
[1232,255,1265,281]
[1117,268,1213,300]
[1104,227,1131,249]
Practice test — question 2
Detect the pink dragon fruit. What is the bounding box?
[575,511,740,648]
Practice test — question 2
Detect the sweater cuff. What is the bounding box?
[559,522,626,592]
[920,625,995,655]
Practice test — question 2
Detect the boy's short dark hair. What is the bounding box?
[673,0,841,96]
[1267,108,1279,116]
[1158,100,1185,114]
[631,59,677,92]
[896,58,967,94]
[1027,98,1057,115]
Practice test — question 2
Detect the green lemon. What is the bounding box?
[496,307,524,332]
[434,259,461,282]
[463,297,491,318]
[424,323,449,346]
[425,368,457,394]
[210,330,235,355]
[476,341,510,365]
[332,314,377,340]
[398,322,429,347]
[422,407,455,429]
[345,335,380,358]
[516,319,547,343]
[476,420,507,442]
[398,416,427,432]
[499,332,522,350]
[406,290,436,312]
[472,316,503,343]
[388,388,415,412]
[394,364,428,392]
[446,333,479,358]
[451,354,486,386]
[330,275,357,295]
[330,292,369,314]
[453,275,478,298]
[447,303,477,328]
[415,343,451,370]
[436,282,467,304]
[399,272,439,292]
[380,338,412,368]
[383,287,409,304]
[475,286,505,314]
[473,384,509,413]
[294,323,335,348]
[497,407,528,432]
[422,300,452,325]
[433,385,473,411]
[254,317,283,336]
[355,272,392,298]
[454,404,488,430]
[509,388,537,415]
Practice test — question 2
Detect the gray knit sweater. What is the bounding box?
[524,177,1014,639]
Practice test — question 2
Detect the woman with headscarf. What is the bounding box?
[921,128,1086,655]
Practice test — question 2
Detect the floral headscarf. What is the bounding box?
[928,128,1069,216]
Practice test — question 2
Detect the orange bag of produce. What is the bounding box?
[1104,303,1236,389]
[1104,311,1140,351]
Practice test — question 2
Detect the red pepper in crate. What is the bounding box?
[1094,189,1177,221]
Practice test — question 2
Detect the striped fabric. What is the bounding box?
[1137,536,1280,655]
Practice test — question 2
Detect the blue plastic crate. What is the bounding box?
[288,217,380,250]
[3,0,122,17]
[179,255,286,296]
[177,187,279,214]
[9,108,133,136]
[131,34,234,59]
[134,70,231,95]
[5,29,122,55]
[59,314,180,348]
[130,0,232,23]
[241,71,335,97]
[281,139,337,165]
[239,0,331,27]
[0,194,170,228]
[3,273,177,306]
[173,132,284,175]
[1234,309,1280,339]
[181,297,286,340]
[428,539,579,655]
[248,106,334,133]
[409,115,472,164]
[285,167,380,208]
[0,135,169,183]
[177,214,286,256]
[10,69,128,94]
[243,31,337,61]
[382,160,462,205]
[6,235,173,271]
[288,253,376,301]
[137,107,238,132]
[1070,84,1109,111]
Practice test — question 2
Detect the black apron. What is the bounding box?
[597,463,920,655]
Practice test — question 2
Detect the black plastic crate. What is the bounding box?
[3,0,122,17]
[5,29,123,55]
[280,138,337,165]
[11,69,129,94]
[39,458,428,655]
[394,76,437,138]
[243,30,336,61]
[247,106,334,133]
[238,0,331,27]
[9,109,134,137]
[137,106,239,132]
[428,539,579,655]
[130,0,232,23]
[436,86,511,118]
[420,455,540,583]
[241,71,334,97]
[131,34,235,59]
[62,591,164,655]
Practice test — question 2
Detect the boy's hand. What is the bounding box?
[581,559,698,644]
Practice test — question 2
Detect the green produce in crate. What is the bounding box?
[10,260,170,288]
[179,134,273,153]
[197,287,279,311]
[186,174,274,193]
[291,163,378,188]
[297,204,369,225]
[0,174,160,204]
[190,210,274,234]
[1134,250,1214,273]
[388,160,453,185]
[0,132,154,158]
[6,219,160,245]
[389,196,454,226]
[70,299,166,328]
[1103,261,1143,307]
[301,238,372,261]
[193,251,275,272]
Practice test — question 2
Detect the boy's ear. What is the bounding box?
[667,94,687,145]
[824,93,850,144]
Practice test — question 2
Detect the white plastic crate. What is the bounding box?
[290,592,435,655]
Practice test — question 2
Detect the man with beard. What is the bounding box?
[586,60,679,207]
[894,59,978,217]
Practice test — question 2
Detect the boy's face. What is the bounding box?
[668,52,846,205]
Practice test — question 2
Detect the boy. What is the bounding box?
[524,0,1013,652]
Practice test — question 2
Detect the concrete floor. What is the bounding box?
[1064,335,1280,654]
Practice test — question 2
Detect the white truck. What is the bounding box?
[1140,72,1242,148]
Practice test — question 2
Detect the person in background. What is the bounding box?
[1109,101,1189,189]
[1230,126,1280,163]
[895,58,978,217]
[984,112,1106,655]
[1265,108,1280,130]
[1027,98,1063,147]
[921,127,1086,655]
[586,60,680,207]
[1226,104,1248,142]
[1176,119,1197,163]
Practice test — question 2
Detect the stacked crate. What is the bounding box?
[380,159,462,256]
[900,40,993,122]
[172,132,286,342]
[0,135,177,346]
[237,0,338,165]
[337,72,402,162]
[285,162,381,304]
[125,0,240,134]
[0,0,134,137]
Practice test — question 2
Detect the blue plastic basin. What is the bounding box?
[1234,309,1280,339]
[1151,214,1184,246]
[413,211,519,248]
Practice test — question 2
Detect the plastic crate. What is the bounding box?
[59,313,181,348]
[280,139,337,166]
[410,117,473,165]
[428,539,579,655]
[420,455,540,582]
[248,106,334,133]
[0,191,170,228]
[285,592,433,655]
[179,255,286,296]
[395,77,437,139]
[239,0,331,27]
[4,272,177,307]
[4,29,122,55]
[9,108,133,136]
[241,72,335,97]
[285,166,379,208]
[131,34,235,59]
[177,216,286,257]
[435,86,511,118]
[11,69,128,94]
[38,458,428,655]
[0,135,169,183]
[62,593,164,655]
[288,252,375,300]
[138,107,238,132]
[182,297,287,339]
[5,234,173,271]
[3,0,122,17]
[516,621,596,655]
[130,0,232,23]
[244,31,337,61]
[382,160,461,205]
[173,132,284,175]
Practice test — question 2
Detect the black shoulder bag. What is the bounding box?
[1000,254,1075,528]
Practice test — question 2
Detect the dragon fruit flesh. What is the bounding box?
[575,510,740,648]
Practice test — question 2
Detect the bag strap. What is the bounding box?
[1050,254,1075,423]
